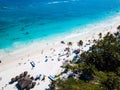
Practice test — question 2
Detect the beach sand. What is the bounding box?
[0,14,120,90]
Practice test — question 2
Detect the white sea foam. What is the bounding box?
[71,0,79,1]
[47,0,79,4]
[48,1,60,4]
[47,0,79,5]
[63,1,69,3]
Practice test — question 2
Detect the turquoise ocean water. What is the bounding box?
[0,0,120,49]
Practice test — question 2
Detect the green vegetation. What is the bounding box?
[77,40,83,48]
[49,28,120,90]
[67,42,72,47]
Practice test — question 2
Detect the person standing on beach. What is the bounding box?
[41,75,46,81]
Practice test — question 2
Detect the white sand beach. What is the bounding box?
[0,14,120,90]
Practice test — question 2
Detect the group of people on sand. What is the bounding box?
[35,74,46,81]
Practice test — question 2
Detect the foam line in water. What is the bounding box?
[47,0,80,5]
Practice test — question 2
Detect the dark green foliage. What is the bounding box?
[56,78,103,90]
[116,67,120,76]
[99,33,102,38]
[49,81,56,90]
[64,64,73,70]
[50,30,120,90]
[117,25,120,30]
[77,40,83,47]
[102,73,120,90]
[67,42,72,47]
[81,31,120,72]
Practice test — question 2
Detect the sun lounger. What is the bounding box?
[45,59,48,62]
[35,74,42,81]
[30,61,35,67]
[45,56,48,62]
[48,75,56,81]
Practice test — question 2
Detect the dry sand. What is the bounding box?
[0,14,120,90]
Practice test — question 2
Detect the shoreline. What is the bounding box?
[0,11,119,51]
[0,13,120,90]
[0,12,120,52]
[0,12,120,66]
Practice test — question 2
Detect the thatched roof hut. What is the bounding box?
[10,71,36,89]
[27,75,30,77]
[15,76,20,81]
[24,71,28,76]
[18,77,32,89]
[11,78,15,82]
[27,83,33,89]
[20,73,24,78]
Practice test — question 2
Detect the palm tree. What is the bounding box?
[99,33,102,39]
[93,39,96,43]
[117,25,120,30]
[114,31,120,37]
[106,32,110,36]
[67,42,72,47]
[103,75,120,90]
[49,81,56,90]
[77,40,83,48]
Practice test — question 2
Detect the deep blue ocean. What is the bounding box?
[0,0,120,49]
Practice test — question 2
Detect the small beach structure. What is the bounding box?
[18,77,32,89]
[9,71,36,89]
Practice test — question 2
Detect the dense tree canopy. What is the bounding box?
[49,29,120,90]
[81,31,120,72]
